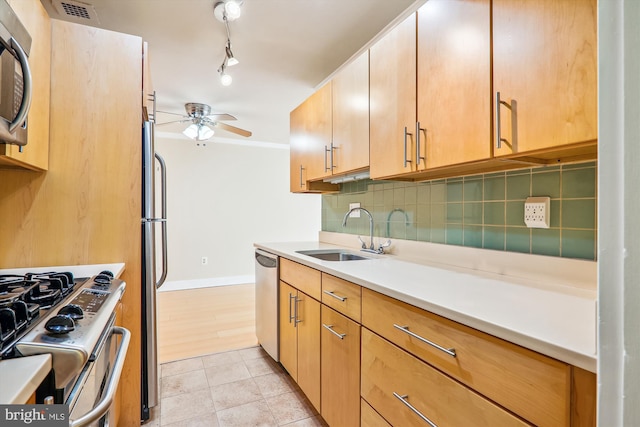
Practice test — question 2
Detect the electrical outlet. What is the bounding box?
[524,197,550,228]
[349,202,361,218]
[201,256,208,265]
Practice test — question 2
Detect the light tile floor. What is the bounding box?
[145,346,327,427]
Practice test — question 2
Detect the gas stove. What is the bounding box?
[0,271,85,355]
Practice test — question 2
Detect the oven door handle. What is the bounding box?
[69,326,130,427]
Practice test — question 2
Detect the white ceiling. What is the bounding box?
[40,0,424,144]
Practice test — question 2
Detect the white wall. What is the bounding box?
[598,0,640,425]
[155,133,320,289]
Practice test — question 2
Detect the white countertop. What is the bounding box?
[0,354,52,403]
[0,263,125,279]
[255,240,597,372]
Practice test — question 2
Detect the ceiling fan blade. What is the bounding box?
[156,118,190,126]
[213,122,252,137]
[207,113,237,121]
[156,110,187,117]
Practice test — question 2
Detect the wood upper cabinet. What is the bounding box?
[330,51,369,176]
[493,0,597,157]
[321,305,361,427]
[142,41,154,121]
[289,82,332,192]
[417,0,491,169]
[369,14,417,179]
[0,0,51,171]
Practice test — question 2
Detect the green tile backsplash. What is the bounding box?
[322,161,597,260]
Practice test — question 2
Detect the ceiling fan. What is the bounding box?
[156,102,252,140]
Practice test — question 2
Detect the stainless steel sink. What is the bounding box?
[296,249,371,261]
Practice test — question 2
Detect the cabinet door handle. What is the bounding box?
[416,122,426,167]
[299,165,305,188]
[323,290,347,302]
[495,92,512,150]
[393,324,456,358]
[288,293,295,324]
[324,145,331,172]
[322,324,346,340]
[330,143,337,170]
[294,296,301,326]
[393,392,438,427]
[403,126,413,168]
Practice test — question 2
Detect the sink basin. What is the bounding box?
[296,249,371,261]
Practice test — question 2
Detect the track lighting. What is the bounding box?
[218,62,232,86]
[213,0,242,86]
[213,0,242,22]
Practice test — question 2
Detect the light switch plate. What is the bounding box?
[349,202,361,218]
[524,197,550,228]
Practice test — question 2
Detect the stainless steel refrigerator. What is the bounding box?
[141,119,168,421]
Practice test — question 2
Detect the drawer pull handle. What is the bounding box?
[393,324,457,358]
[322,323,346,340]
[393,392,438,427]
[323,290,347,302]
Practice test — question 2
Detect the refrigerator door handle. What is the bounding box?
[155,152,168,289]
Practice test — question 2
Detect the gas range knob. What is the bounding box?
[99,270,114,278]
[58,304,83,320]
[45,315,75,334]
[94,274,112,286]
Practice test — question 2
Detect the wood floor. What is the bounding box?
[156,284,258,363]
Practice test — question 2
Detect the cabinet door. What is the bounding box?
[0,0,51,170]
[493,0,597,156]
[321,306,361,427]
[289,83,332,189]
[278,281,298,380]
[332,51,369,175]
[369,13,417,179]
[289,103,309,193]
[296,292,320,412]
[417,0,491,169]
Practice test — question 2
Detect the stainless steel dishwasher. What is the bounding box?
[255,249,279,361]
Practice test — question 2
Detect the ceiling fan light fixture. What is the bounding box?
[183,123,214,141]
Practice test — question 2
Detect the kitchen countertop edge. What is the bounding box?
[0,354,52,404]
[255,241,597,373]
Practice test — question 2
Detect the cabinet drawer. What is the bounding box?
[321,273,361,322]
[362,329,530,427]
[280,258,321,300]
[362,289,570,427]
[361,399,391,427]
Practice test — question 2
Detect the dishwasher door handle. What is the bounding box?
[69,326,131,427]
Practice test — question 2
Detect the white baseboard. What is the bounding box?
[158,275,255,292]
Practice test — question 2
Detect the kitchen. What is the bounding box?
[0,0,636,426]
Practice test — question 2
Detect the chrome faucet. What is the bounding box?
[342,207,391,254]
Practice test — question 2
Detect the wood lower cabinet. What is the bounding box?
[361,399,392,427]
[321,272,362,322]
[278,280,321,411]
[321,305,361,427]
[277,257,595,426]
[0,0,51,170]
[362,329,530,427]
[362,288,570,426]
[493,0,597,158]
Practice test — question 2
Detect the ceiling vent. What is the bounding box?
[51,0,99,24]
